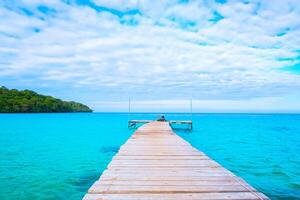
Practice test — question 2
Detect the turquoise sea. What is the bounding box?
[0,113,299,200]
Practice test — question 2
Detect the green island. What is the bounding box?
[0,86,92,113]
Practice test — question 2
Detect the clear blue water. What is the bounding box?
[0,113,299,200]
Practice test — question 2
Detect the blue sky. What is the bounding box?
[0,0,300,112]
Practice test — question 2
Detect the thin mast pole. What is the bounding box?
[128,98,131,124]
[128,98,131,116]
[190,99,193,119]
[190,99,193,130]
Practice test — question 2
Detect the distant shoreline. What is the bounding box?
[0,86,93,113]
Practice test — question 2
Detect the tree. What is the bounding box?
[0,86,93,113]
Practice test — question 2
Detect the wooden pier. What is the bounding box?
[128,119,193,129]
[128,120,152,128]
[83,121,269,200]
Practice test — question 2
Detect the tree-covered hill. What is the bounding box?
[0,86,92,113]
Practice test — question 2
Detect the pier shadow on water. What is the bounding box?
[73,146,120,195]
[100,146,119,154]
[172,127,193,133]
[74,171,101,193]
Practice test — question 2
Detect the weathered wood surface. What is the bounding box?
[83,122,269,200]
[169,120,192,124]
[128,120,152,124]
[128,120,152,128]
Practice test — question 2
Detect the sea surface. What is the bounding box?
[0,113,299,200]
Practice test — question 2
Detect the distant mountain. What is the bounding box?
[0,86,92,113]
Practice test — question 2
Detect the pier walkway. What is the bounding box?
[83,121,269,200]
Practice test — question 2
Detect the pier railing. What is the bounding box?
[128,119,192,130]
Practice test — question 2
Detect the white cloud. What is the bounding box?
[92,0,139,11]
[0,0,300,111]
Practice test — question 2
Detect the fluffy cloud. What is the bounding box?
[92,0,139,11]
[0,0,300,110]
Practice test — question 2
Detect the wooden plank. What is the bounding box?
[84,192,268,200]
[113,155,209,160]
[90,184,264,196]
[83,121,269,200]
[107,168,229,172]
[88,185,252,194]
[108,160,219,165]
[102,172,235,178]
[99,175,248,181]
[92,180,248,186]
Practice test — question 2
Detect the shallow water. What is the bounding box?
[0,113,299,199]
